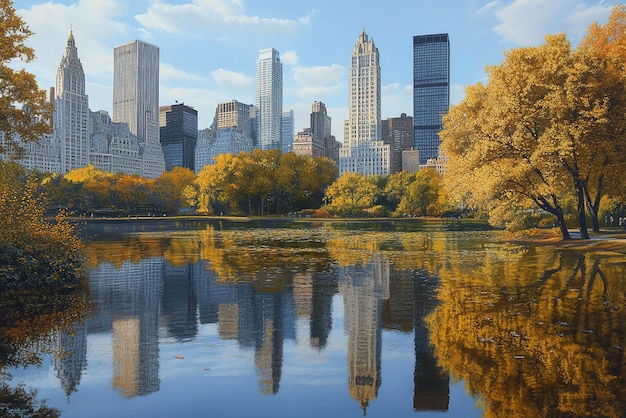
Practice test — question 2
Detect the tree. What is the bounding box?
[0,0,53,158]
[397,169,445,216]
[441,33,626,240]
[578,5,626,231]
[384,170,416,208]
[65,165,115,209]
[324,173,377,216]
[150,166,196,214]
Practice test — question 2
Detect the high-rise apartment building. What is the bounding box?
[413,34,450,164]
[113,40,165,178]
[255,48,283,151]
[159,103,198,171]
[55,29,90,173]
[339,30,390,176]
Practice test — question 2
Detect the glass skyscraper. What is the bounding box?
[413,34,450,164]
[255,48,283,151]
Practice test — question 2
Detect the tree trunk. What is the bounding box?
[556,209,571,240]
[584,176,603,233]
[575,178,590,239]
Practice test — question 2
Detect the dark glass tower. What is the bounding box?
[159,103,198,171]
[413,34,450,164]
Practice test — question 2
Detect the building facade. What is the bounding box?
[255,48,283,151]
[281,110,294,154]
[159,103,198,171]
[413,34,450,164]
[195,100,256,173]
[339,30,390,176]
[55,30,90,173]
[113,40,165,178]
[382,113,414,174]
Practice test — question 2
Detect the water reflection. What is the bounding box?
[2,223,625,417]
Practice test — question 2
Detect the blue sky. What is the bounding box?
[15,0,615,140]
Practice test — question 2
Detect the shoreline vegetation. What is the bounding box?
[67,214,626,251]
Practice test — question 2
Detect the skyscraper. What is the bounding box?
[281,110,294,154]
[413,34,450,164]
[113,40,165,178]
[339,30,390,176]
[159,103,198,171]
[255,48,283,151]
[55,29,89,173]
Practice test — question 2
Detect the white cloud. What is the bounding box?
[492,0,612,45]
[161,63,206,82]
[281,50,299,66]
[211,68,253,90]
[18,0,128,81]
[381,83,412,119]
[291,64,345,101]
[135,0,312,37]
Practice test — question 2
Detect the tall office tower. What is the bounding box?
[413,34,449,164]
[55,29,90,173]
[255,48,283,151]
[339,30,390,176]
[382,113,414,174]
[113,40,165,178]
[281,110,294,153]
[311,101,332,148]
[159,103,198,171]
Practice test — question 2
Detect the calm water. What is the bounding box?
[2,219,626,418]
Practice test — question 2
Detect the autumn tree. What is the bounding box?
[65,165,115,209]
[0,0,53,158]
[149,166,196,214]
[324,173,377,216]
[396,169,445,216]
[578,5,626,231]
[441,33,626,240]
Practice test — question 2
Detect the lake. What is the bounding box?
[2,218,625,418]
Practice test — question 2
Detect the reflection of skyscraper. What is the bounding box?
[383,268,415,332]
[339,254,390,414]
[413,269,449,411]
[310,271,337,350]
[53,321,87,396]
[162,263,198,341]
[89,257,163,398]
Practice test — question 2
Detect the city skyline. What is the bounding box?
[15,0,614,142]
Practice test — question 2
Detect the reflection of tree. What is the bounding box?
[427,247,626,418]
[198,226,332,288]
[0,284,88,418]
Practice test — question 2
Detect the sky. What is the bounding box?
[13,0,616,141]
